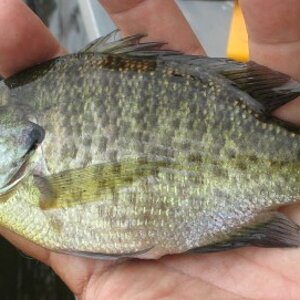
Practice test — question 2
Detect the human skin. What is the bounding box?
[1,0,300,299]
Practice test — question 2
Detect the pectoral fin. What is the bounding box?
[188,212,300,253]
[35,159,169,210]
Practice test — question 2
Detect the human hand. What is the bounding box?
[1,0,300,299]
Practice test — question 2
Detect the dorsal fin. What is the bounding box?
[210,59,300,114]
[80,31,300,125]
[80,30,180,57]
[161,56,300,120]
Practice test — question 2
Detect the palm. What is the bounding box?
[82,249,300,299]
[57,248,300,299]
[2,226,300,299]
[1,1,300,299]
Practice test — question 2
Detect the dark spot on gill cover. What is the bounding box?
[26,127,45,156]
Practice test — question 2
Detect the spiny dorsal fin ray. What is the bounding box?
[188,212,300,253]
[80,30,180,57]
[80,29,120,53]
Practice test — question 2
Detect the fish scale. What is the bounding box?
[1,33,300,258]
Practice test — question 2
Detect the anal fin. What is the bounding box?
[188,212,300,253]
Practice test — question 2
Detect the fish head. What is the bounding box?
[0,105,45,191]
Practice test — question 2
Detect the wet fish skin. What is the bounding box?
[0,33,300,259]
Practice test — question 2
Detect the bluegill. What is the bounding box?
[0,31,300,259]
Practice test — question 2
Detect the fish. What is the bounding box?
[0,30,300,259]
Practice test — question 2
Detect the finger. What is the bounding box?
[0,0,65,77]
[0,227,50,264]
[240,0,300,79]
[240,0,300,125]
[99,0,205,55]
